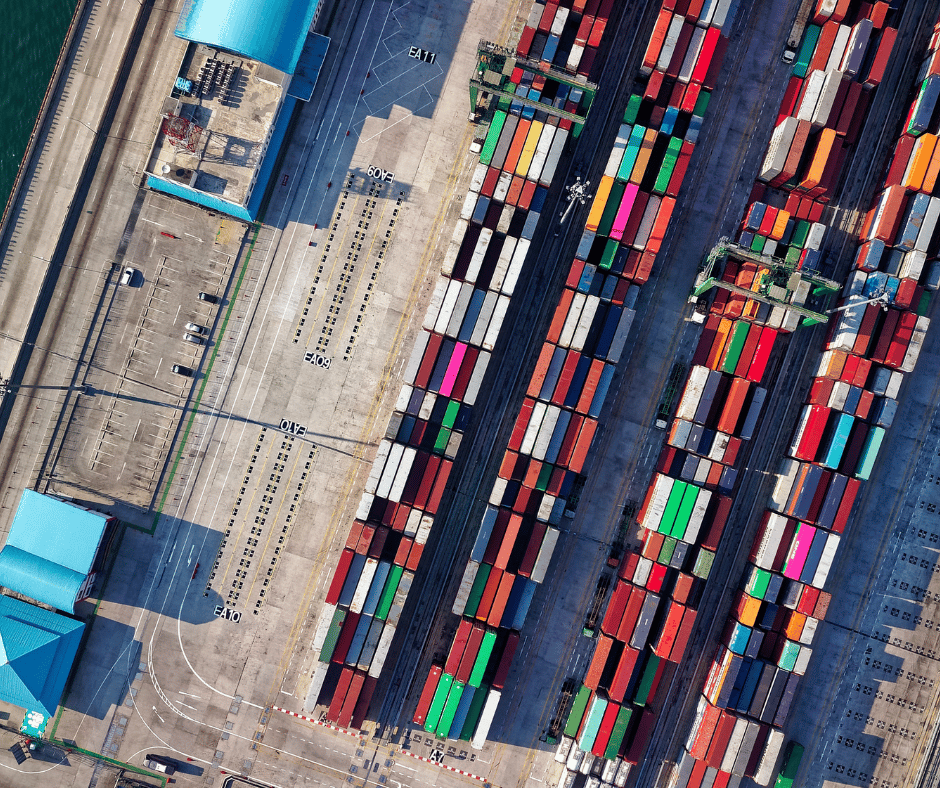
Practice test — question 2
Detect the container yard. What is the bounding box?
[20,0,940,786]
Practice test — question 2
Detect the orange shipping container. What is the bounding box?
[903,134,938,191]
[586,175,615,232]
[487,570,516,627]
[922,137,940,193]
[785,611,807,640]
[800,128,839,190]
[733,591,761,627]
[503,119,532,174]
[770,210,791,241]
[716,377,751,434]
[584,634,614,690]
[630,128,658,185]
[706,318,733,370]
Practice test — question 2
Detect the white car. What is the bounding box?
[183,333,204,345]
[184,322,207,335]
[120,267,137,285]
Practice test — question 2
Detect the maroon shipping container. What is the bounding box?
[455,625,485,684]
[832,477,862,532]
[702,34,728,91]
[624,707,657,764]
[701,494,732,551]
[669,607,697,663]
[557,414,585,466]
[337,671,365,727]
[553,350,583,406]
[516,25,536,57]
[519,522,547,576]
[413,455,441,510]
[425,458,453,514]
[350,675,378,729]
[492,632,520,689]
[693,316,722,367]
[835,81,863,137]
[690,702,722,759]
[327,666,355,722]
[325,549,355,605]
[414,333,443,390]
[445,620,473,674]
[602,580,632,635]
[413,665,443,725]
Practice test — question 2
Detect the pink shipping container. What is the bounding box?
[784,522,817,579]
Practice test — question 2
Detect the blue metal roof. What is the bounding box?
[175,0,321,75]
[0,491,110,612]
[0,595,83,718]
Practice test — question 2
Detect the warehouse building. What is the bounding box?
[145,0,329,220]
[0,490,116,613]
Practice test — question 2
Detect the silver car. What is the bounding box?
[183,332,204,345]
[185,322,207,335]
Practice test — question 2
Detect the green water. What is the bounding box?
[0,0,76,208]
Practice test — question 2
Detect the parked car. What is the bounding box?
[183,333,204,345]
[144,754,177,774]
[120,267,137,285]
[197,291,218,303]
[171,364,193,377]
[184,322,207,335]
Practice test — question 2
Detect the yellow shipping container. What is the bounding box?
[515,120,544,177]
[903,133,938,191]
[586,175,615,233]
[629,128,658,185]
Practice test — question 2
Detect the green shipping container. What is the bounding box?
[751,234,766,253]
[792,25,821,78]
[434,427,452,453]
[672,483,700,539]
[693,89,711,118]
[659,479,687,534]
[577,696,607,752]
[319,608,347,662]
[919,290,932,316]
[604,705,634,760]
[598,181,627,237]
[776,741,805,788]
[464,563,492,618]
[425,673,454,732]
[600,238,619,270]
[623,94,642,125]
[536,462,553,491]
[480,112,507,165]
[856,426,885,480]
[658,536,677,565]
[633,653,661,706]
[693,548,715,578]
[564,685,592,738]
[790,220,810,248]
[617,126,645,182]
[442,400,460,429]
[653,152,679,195]
[778,641,800,672]
[375,565,404,620]
[747,567,772,599]
[469,630,497,687]
[460,684,490,740]
[436,680,466,736]
[785,245,802,265]
[721,321,751,374]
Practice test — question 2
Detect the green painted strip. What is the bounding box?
[721,321,750,374]
[672,483,699,539]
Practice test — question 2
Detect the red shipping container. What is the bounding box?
[553,350,584,406]
[693,315,722,367]
[647,562,668,593]
[894,278,918,310]
[669,607,698,663]
[413,665,443,725]
[642,9,672,73]
[327,666,355,722]
[405,542,424,571]
[445,620,473,675]
[704,711,737,768]
[747,327,778,383]
[808,376,834,405]
[603,580,632,635]
[865,26,896,87]
[508,399,536,452]
[647,197,677,255]
[815,590,832,618]
[585,634,613,690]
[871,309,901,363]
[475,567,503,622]
[367,525,388,559]
[345,521,364,551]
[557,414,585,467]
[701,495,732,551]
[414,332,443,390]
[617,587,648,642]
[855,389,874,420]
[547,289,575,344]
[487,570,516,626]
[653,600,686,659]
[795,405,831,461]
[519,522,547,577]
[797,585,820,616]
[569,418,598,473]
[576,359,606,415]
[425,458,452,514]
[835,81,863,137]
[537,3,558,33]
[325,549,355,606]
[723,436,742,466]
[608,646,641,703]
[394,536,413,566]
[516,26,535,57]
[667,143,694,197]
[716,377,750,434]
[619,551,641,581]
[645,69,665,101]
[332,612,361,665]
[635,250,658,284]
[703,35,728,91]
[810,21,839,72]
[690,702,723,759]
[643,531,665,560]
[337,670,365,727]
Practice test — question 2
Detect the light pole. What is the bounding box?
[559,176,592,226]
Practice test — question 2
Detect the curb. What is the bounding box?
[271,706,359,739]
[400,749,487,782]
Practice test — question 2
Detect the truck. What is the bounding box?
[782,0,817,61]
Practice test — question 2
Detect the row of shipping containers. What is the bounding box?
[668,2,940,785]
[307,0,608,731]
[416,0,743,753]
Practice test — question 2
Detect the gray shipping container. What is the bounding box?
[817,473,848,530]
[540,346,568,400]
[760,667,789,724]
[694,370,724,425]
[491,115,519,170]
[773,672,801,727]
[629,592,661,650]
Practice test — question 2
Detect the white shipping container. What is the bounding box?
[483,295,510,351]
[402,330,431,384]
[753,729,786,786]
[605,124,632,179]
[685,696,709,751]
[720,718,749,774]
[810,70,843,128]
[559,293,588,348]
[754,512,788,570]
[528,124,557,184]
[571,296,601,352]
[693,458,711,485]
[759,117,800,181]
[826,25,851,72]
[376,442,405,499]
[415,514,433,545]
[711,0,736,29]
[446,281,476,336]
[886,369,903,399]
[532,405,562,461]
[731,721,762,776]
[312,603,337,653]
[900,249,927,280]
[405,507,422,538]
[435,279,462,335]
[796,70,825,122]
[538,493,556,522]
[698,0,719,26]
[551,5,569,36]
[767,304,787,330]
[389,446,417,502]
[799,616,818,645]
[465,231,493,287]
[469,162,488,193]
[386,571,413,628]
[633,556,653,586]
[566,42,585,72]
[812,532,841,588]
[470,291,499,347]
[365,439,393,495]
[842,268,866,297]
[828,381,850,411]
[677,366,709,421]
[442,220,468,276]
[303,661,330,714]
[460,191,479,221]
[805,222,827,250]
[489,475,507,506]
[684,488,712,545]
[793,644,813,675]
[900,316,930,372]
[633,195,661,250]
[464,351,491,406]
[356,493,373,521]
[678,26,707,83]
[642,474,674,530]
[915,195,940,252]
[521,401,548,456]
[555,736,574,764]
[502,238,531,296]
[531,527,559,584]
[349,558,378,614]
[490,237,517,292]
[541,128,569,188]
[423,276,450,331]
[657,15,686,72]
[521,210,541,240]
[708,432,730,462]
[368,623,397,677]
[453,561,479,615]
[770,458,800,512]
[614,760,631,788]
[494,172,513,204]
[419,391,436,421]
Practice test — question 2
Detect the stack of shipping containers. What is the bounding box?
[307,0,616,730]
[661,2,940,786]
[416,0,743,757]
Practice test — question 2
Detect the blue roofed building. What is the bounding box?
[0,595,83,720]
[144,0,330,220]
[0,491,116,613]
